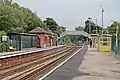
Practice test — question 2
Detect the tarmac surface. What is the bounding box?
[44,45,88,80]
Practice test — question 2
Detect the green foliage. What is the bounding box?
[0,0,66,35]
[108,22,120,36]
[84,19,102,34]
[69,35,76,43]
[0,0,12,5]
[0,0,66,34]
[0,30,6,36]
[43,18,66,36]
[0,0,42,33]
[69,35,84,43]
[64,36,72,45]
[56,26,66,36]
[43,18,58,33]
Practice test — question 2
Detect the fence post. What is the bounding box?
[118,37,119,54]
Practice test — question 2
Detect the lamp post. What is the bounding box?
[98,30,101,51]
[100,5,104,36]
[87,17,92,44]
[96,18,98,34]
[102,8,104,35]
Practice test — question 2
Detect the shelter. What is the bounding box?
[98,34,111,52]
[7,33,36,51]
[91,34,111,52]
[29,27,57,48]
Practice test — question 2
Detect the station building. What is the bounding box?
[29,27,57,48]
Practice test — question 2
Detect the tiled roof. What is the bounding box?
[29,27,50,34]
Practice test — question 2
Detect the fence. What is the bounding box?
[21,35,36,49]
[111,37,120,54]
[8,33,37,51]
[0,37,1,52]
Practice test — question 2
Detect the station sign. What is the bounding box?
[2,36,8,41]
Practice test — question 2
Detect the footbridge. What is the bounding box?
[58,30,91,40]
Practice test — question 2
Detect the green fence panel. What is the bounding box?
[111,37,120,54]
[21,35,36,49]
[111,37,116,52]
[118,39,120,54]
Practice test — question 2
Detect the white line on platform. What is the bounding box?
[78,45,88,71]
[39,45,84,80]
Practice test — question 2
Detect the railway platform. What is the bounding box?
[0,45,64,58]
[44,45,120,80]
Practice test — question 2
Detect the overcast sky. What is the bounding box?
[13,0,120,30]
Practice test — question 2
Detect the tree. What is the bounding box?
[84,18,102,34]
[0,30,6,36]
[43,18,58,33]
[61,36,71,45]
[108,22,120,36]
[0,1,42,33]
[56,26,66,36]
[43,18,66,36]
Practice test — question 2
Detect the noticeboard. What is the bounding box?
[2,36,8,41]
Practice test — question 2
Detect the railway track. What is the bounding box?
[0,45,82,80]
[0,46,67,78]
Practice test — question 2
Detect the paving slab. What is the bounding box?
[73,47,120,80]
